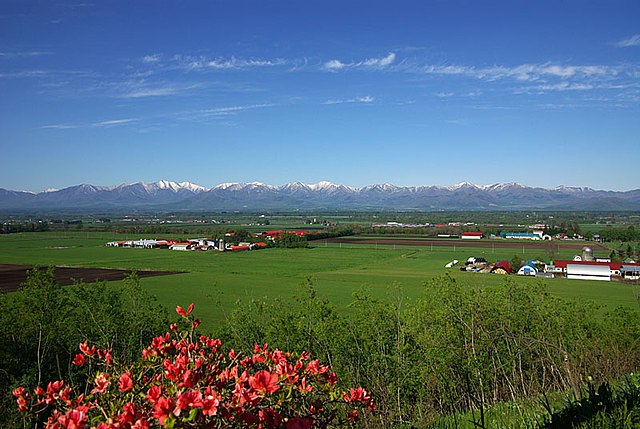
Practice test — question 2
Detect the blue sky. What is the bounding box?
[1,0,639,192]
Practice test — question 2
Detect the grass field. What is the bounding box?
[1,232,638,332]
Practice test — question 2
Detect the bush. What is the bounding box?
[13,304,375,428]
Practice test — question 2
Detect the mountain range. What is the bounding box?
[1,180,639,211]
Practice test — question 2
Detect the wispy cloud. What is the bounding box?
[40,123,80,129]
[362,52,396,67]
[40,118,137,129]
[423,63,615,82]
[197,103,274,116]
[615,34,640,48]
[323,59,348,71]
[172,55,286,71]
[0,69,50,79]
[180,103,276,122]
[92,118,137,127]
[322,52,396,71]
[0,51,51,59]
[142,54,161,63]
[517,82,595,94]
[120,86,183,98]
[323,96,375,105]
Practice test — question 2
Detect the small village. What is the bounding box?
[454,246,640,282]
[105,229,313,252]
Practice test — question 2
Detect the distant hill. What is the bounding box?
[1,180,638,211]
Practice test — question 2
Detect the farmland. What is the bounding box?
[2,230,640,428]
[0,231,637,332]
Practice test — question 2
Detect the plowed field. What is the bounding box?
[0,264,183,293]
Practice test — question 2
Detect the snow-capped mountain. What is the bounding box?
[0,180,638,211]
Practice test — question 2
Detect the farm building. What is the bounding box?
[517,261,538,276]
[622,266,640,281]
[490,261,511,274]
[552,260,624,277]
[461,232,484,240]
[567,264,611,281]
[500,232,543,240]
[169,243,194,251]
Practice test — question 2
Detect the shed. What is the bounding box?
[491,261,511,275]
[517,262,538,276]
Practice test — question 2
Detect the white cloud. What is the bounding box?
[0,51,51,59]
[616,34,640,47]
[516,82,595,94]
[323,95,375,105]
[362,52,396,67]
[142,54,161,63]
[40,118,136,129]
[176,55,286,71]
[191,103,275,119]
[323,52,396,71]
[120,87,182,98]
[40,123,80,129]
[92,118,137,127]
[323,59,348,71]
[423,63,617,82]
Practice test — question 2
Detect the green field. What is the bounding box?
[1,232,638,332]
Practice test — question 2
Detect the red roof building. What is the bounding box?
[461,232,484,239]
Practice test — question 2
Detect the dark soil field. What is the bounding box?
[0,264,184,293]
[323,237,608,251]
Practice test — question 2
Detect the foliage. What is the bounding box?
[273,233,309,248]
[0,269,167,427]
[217,276,640,428]
[1,221,50,233]
[13,305,375,428]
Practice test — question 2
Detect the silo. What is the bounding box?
[582,246,594,262]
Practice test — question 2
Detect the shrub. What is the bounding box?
[14,304,374,429]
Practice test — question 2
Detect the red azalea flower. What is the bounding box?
[79,341,96,356]
[72,353,85,366]
[175,390,203,415]
[117,402,137,425]
[347,409,359,422]
[118,372,134,392]
[57,406,89,429]
[202,387,221,417]
[249,370,280,395]
[187,303,195,314]
[298,377,313,393]
[146,385,162,404]
[91,373,110,395]
[152,396,174,425]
